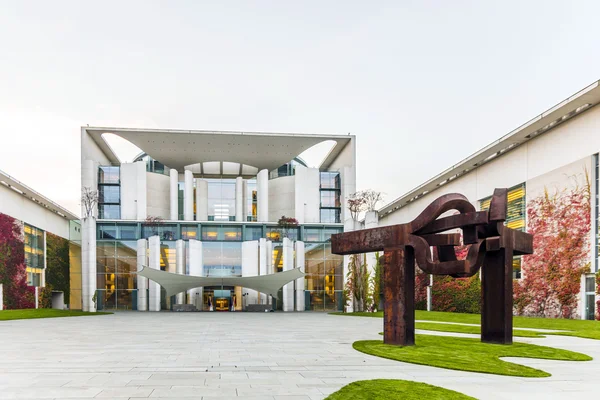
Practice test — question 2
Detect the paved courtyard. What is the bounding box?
[0,312,598,400]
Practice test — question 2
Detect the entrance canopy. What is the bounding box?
[138,266,305,298]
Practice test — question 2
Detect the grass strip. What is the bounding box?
[325,379,475,400]
[353,335,591,377]
[331,310,600,340]
[0,309,112,321]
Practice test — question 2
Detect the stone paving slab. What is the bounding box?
[0,312,598,399]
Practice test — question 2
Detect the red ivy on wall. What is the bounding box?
[515,180,591,319]
[0,213,35,309]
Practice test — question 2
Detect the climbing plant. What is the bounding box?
[515,175,591,318]
[0,213,35,309]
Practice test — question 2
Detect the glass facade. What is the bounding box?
[480,183,526,278]
[304,243,344,311]
[24,223,44,286]
[98,166,121,219]
[246,179,257,222]
[95,222,343,310]
[96,240,138,310]
[319,172,341,223]
[207,178,236,221]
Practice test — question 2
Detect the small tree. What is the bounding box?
[362,189,384,212]
[347,192,367,221]
[346,253,371,312]
[277,216,299,239]
[370,251,382,312]
[81,187,98,218]
[143,216,165,237]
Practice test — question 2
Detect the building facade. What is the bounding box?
[0,169,77,309]
[367,80,600,320]
[79,128,356,312]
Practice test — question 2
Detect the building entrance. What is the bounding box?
[204,286,237,311]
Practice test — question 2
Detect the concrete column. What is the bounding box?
[257,169,269,222]
[81,217,97,312]
[266,240,273,305]
[169,169,178,220]
[196,179,208,221]
[81,159,97,218]
[241,240,259,307]
[282,238,294,312]
[188,240,204,310]
[176,240,185,304]
[295,241,305,311]
[0,283,3,310]
[148,236,161,311]
[294,166,321,224]
[259,238,268,304]
[235,177,244,222]
[184,170,194,221]
[137,239,148,311]
[243,180,248,221]
[136,161,147,220]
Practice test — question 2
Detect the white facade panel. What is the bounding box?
[235,177,244,222]
[176,239,185,304]
[294,166,320,223]
[257,169,269,222]
[241,240,259,306]
[169,169,178,220]
[148,235,161,311]
[136,239,148,311]
[282,238,295,312]
[188,239,203,309]
[146,172,170,220]
[269,175,295,222]
[295,241,305,311]
[196,179,208,221]
[0,183,71,239]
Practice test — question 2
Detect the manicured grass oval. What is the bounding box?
[325,379,475,400]
[354,335,591,377]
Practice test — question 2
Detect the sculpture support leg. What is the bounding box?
[383,247,415,346]
[481,247,513,344]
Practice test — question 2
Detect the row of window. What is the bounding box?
[479,183,526,279]
[96,223,343,242]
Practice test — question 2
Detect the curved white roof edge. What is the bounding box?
[84,127,353,172]
[0,169,79,220]
[378,79,600,217]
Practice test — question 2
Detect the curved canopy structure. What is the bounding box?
[85,127,352,171]
[138,266,305,298]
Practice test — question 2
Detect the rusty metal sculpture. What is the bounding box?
[331,188,533,346]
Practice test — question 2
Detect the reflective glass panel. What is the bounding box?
[98,166,120,184]
[117,224,137,240]
[245,226,263,241]
[98,185,120,203]
[181,225,198,240]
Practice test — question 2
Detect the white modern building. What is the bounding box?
[79,127,356,312]
[365,80,600,320]
[0,169,78,309]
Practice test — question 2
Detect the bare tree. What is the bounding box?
[361,189,384,212]
[347,191,367,221]
[81,187,98,218]
[143,216,165,237]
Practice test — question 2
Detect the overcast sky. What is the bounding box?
[2,0,600,216]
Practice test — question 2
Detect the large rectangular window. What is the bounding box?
[95,240,138,310]
[207,178,236,221]
[304,243,343,311]
[480,183,526,278]
[319,171,341,223]
[98,166,120,219]
[24,223,45,286]
[201,226,242,241]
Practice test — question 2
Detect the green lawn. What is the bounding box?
[331,310,600,340]
[325,379,475,400]
[354,335,591,377]
[415,322,545,338]
[0,309,112,321]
